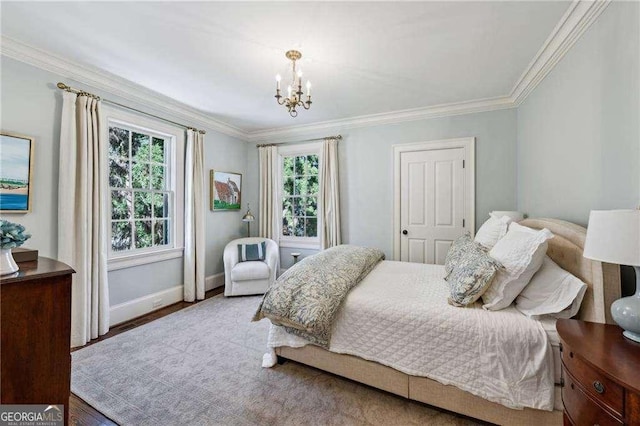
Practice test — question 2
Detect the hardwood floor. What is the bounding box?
[70,286,224,426]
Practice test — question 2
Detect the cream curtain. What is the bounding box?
[320,137,342,249]
[58,91,110,348]
[259,145,278,239]
[184,129,206,302]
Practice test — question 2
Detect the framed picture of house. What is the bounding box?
[0,132,34,213]
[210,170,242,211]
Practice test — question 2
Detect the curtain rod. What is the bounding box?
[256,134,341,148]
[56,82,206,134]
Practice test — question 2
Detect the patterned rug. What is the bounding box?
[72,295,481,425]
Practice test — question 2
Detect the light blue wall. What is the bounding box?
[0,57,250,306]
[247,108,519,261]
[517,1,640,226]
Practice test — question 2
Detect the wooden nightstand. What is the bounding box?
[557,319,640,425]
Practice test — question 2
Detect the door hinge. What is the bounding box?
[463,160,465,168]
[560,377,564,388]
[463,219,466,227]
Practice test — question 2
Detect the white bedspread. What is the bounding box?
[267,260,555,411]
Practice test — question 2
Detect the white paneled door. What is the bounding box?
[397,140,474,264]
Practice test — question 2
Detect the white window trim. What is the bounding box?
[103,106,185,269]
[276,142,323,250]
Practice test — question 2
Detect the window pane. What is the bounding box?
[293,197,305,216]
[282,202,293,236]
[306,217,318,237]
[283,156,294,178]
[151,165,166,190]
[151,137,165,164]
[152,192,169,218]
[135,220,153,249]
[307,155,319,174]
[294,217,305,237]
[132,162,150,189]
[294,177,308,195]
[111,190,131,220]
[283,177,293,197]
[134,191,152,219]
[295,156,306,175]
[109,127,129,158]
[306,197,317,217]
[132,132,150,162]
[153,219,168,245]
[308,175,319,195]
[112,221,132,251]
[109,158,130,188]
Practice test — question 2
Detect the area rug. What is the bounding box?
[72,295,480,425]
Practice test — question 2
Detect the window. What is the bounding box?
[278,143,321,248]
[105,109,184,270]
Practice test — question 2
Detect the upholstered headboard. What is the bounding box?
[520,218,621,324]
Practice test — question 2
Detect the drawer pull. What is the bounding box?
[593,381,605,394]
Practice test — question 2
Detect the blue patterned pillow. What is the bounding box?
[445,242,502,307]
[444,233,476,278]
[237,241,267,262]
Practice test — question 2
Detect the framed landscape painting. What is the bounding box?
[0,132,34,213]
[210,170,242,211]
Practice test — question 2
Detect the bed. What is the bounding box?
[262,218,621,425]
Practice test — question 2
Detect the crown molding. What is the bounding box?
[247,96,514,142]
[0,36,248,140]
[1,0,609,141]
[509,0,611,105]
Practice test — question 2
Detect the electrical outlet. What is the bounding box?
[152,298,163,308]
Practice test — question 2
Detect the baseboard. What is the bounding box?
[109,285,183,327]
[205,272,225,291]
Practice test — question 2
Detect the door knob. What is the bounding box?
[402,230,408,235]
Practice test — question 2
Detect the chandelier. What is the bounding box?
[275,50,311,117]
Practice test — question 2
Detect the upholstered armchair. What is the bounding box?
[223,237,279,296]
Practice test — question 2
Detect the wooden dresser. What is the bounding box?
[1,257,74,424]
[557,319,640,425]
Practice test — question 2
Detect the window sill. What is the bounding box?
[279,239,321,250]
[108,247,184,271]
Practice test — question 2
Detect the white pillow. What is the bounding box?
[474,213,512,249]
[482,223,553,310]
[515,256,587,319]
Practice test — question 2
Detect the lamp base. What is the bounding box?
[611,266,640,343]
[622,330,640,343]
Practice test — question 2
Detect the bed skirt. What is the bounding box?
[276,345,563,426]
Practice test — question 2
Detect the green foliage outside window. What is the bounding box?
[282,154,319,237]
[109,126,171,252]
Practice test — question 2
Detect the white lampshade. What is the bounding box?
[491,211,525,222]
[584,210,640,266]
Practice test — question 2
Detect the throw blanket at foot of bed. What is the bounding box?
[253,245,385,347]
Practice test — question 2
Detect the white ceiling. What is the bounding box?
[1,1,570,132]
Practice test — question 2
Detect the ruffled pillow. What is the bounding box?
[474,213,512,249]
[516,256,587,319]
[482,223,553,311]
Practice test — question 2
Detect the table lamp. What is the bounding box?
[584,209,640,342]
[242,203,255,237]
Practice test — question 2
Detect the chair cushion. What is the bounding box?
[237,241,267,262]
[231,261,270,282]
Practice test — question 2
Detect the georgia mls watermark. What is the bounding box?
[0,405,63,426]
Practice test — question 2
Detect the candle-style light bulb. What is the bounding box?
[297,70,303,86]
[306,80,311,97]
[276,74,281,90]
[287,85,292,98]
